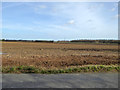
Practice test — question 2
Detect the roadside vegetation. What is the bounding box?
[2,65,120,74]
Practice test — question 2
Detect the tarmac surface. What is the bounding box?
[1,73,119,88]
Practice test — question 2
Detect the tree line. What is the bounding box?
[1,39,119,44]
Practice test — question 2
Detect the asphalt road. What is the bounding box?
[1,73,119,88]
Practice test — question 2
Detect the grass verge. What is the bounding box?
[2,65,120,74]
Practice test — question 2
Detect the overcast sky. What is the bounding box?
[2,2,118,40]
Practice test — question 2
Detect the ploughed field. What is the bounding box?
[2,42,119,69]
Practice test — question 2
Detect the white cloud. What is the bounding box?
[114,14,120,18]
[111,3,118,11]
[38,5,47,9]
[111,8,116,11]
[113,3,118,8]
[68,20,75,24]
[34,5,47,14]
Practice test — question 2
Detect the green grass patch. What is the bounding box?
[2,65,120,74]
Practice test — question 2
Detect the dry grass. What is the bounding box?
[2,42,119,69]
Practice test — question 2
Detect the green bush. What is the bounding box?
[9,67,16,72]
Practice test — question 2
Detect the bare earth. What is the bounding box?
[2,42,119,69]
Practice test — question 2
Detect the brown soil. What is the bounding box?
[2,42,119,69]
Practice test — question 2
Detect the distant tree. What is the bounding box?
[2,39,5,41]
